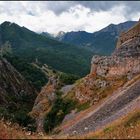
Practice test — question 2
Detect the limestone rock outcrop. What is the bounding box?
[58,20,140,137]
[65,19,140,105]
[91,20,140,78]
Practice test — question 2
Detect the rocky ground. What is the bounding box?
[61,76,140,136]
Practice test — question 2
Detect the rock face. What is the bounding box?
[91,20,140,78]
[64,19,140,105]
[29,75,58,133]
[0,58,36,106]
[59,19,140,137]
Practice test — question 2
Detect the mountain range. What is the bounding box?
[43,21,137,55]
[0,21,93,76]
[0,20,137,78]
[0,19,140,139]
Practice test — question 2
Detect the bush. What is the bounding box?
[124,112,140,127]
[44,97,76,133]
[59,73,80,85]
[0,106,36,132]
[13,109,36,131]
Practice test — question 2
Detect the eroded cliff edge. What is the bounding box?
[57,20,140,136]
[30,20,140,135]
[91,20,140,78]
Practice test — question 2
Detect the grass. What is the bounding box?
[76,102,91,112]
[124,112,140,127]
[103,126,114,133]
[0,119,54,139]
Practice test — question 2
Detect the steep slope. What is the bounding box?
[29,65,78,133]
[62,76,140,136]
[56,20,140,137]
[0,21,93,76]
[40,32,55,39]
[29,74,58,133]
[0,58,36,106]
[72,109,140,139]
[0,58,37,130]
[56,21,137,55]
[5,55,48,91]
[57,31,93,47]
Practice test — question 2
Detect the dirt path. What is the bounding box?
[62,78,140,136]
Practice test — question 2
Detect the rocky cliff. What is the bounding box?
[57,20,140,137]
[30,19,140,136]
[60,20,140,121]
[0,58,37,106]
[91,20,140,78]
[29,66,60,133]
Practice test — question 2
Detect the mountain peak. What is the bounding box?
[1,21,12,26]
[56,31,65,37]
[1,21,21,29]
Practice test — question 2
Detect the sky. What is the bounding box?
[0,1,140,34]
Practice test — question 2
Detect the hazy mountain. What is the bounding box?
[40,32,54,38]
[56,21,137,55]
[56,31,66,38]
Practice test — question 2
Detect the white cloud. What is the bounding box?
[0,1,139,34]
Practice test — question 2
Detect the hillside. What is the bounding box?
[55,21,137,55]
[26,20,140,138]
[0,21,93,76]
[0,58,37,131]
[0,58,36,106]
[1,20,140,139]
[49,20,140,138]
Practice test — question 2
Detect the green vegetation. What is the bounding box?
[0,41,12,58]
[124,112,140,127]
[59,72,80,85]
[103,127,114,133]
[44,97,77,133]
[58,21,137,56]
[0,107,36,132]
[76,102,91,112]
[0,93,37,132]
[5,55,48,90]
[0,21,93,76]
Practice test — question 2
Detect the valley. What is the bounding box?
[0,19,140,139]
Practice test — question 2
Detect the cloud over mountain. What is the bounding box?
[0,1,140,33]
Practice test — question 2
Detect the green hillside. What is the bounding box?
[0,21,93,76]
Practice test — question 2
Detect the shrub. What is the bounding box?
[59,73,80,85]
[124,112,140,127]
[44,97,76,133]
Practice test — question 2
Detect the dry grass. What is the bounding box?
[57,76,128,133]
[79,109,140,139]
[0,119,51,139]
